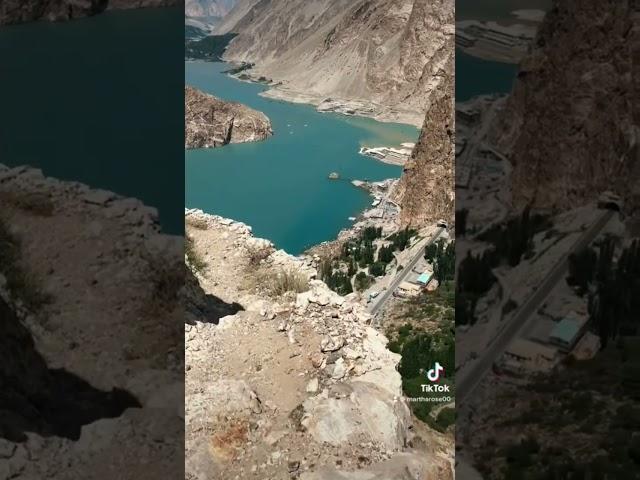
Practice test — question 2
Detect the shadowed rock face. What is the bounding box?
[185,85,273,148]
[0,297,141,442]
[182,266,244,324]
[393,35,454,228]
[0,0,180,25]
[490,0,640,211]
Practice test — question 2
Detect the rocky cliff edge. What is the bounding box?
[185,209,453,480]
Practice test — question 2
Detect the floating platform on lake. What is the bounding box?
[359,146,411,163]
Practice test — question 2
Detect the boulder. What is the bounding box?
[301,382,411,451]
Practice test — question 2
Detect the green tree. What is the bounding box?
[456,209,468,237]
[347,258,357,276]
[378,245,394,263]
[369,262,386,277]
[354,271,373,291]
[433,241,455,283]
[567,247,598,295]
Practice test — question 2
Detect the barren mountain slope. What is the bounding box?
[219,0,454,126]
[213,0,260,33]
[186,0,236,18]
[393,35,454,228]
[489,0,640,211]
[185,86,272,148]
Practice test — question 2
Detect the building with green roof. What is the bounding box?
[549,314,587,351]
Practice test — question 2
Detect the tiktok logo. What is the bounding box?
[426,362,444,382]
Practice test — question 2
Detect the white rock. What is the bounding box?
[301,382,410,450]
[287,328,297,344]
[306,378,319,393]
[331,358,346,379]
[218,315,237,329]
[320,335,344,352]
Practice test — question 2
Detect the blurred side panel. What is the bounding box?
[456,0,639,478]
[0,2,185,479]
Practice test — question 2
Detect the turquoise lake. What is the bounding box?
[456,48,519,101]
[0,8,184,233]
[456,0,550,101]
[185,62,419,255]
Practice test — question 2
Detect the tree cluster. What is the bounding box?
[478,207,549,267]
[388,227,416,251]
[354,271,373,291]
[587,237,640,347]
[319,258,353,295]
[426,240,455,283]
[456,209,468,237]
[377,244,394,264]
[455,250,497,326]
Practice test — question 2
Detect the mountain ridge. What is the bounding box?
[489,0,640,212]
[217,0,454,127]
[186,0,237,18]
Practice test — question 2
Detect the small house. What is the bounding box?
[549,314,588,352]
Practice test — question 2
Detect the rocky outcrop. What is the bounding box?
[213,0,259,33]
[393,36,454,228]
[0,0,180,25]
[185,209,453,479]
[185,85,273,149]
[217,0,454,126]
[489,0,640,211]
[0,164,183,478]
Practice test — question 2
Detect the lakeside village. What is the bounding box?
[319,137,452,308]
[312,174,451,306]
[308,174,456,433]
[455,92,629,384]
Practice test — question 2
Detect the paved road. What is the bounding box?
[457,210,614,405]
[370,227,445,320]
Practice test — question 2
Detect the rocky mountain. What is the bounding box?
[184,210,453,479]
[185,0,236,18]
[490,0,640,211]
[217,0,454,127]
[213,0,259,33]
[0,0,180,25]
[393,36,454,228]
[185,86,272,148]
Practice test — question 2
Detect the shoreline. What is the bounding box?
[260,86,425,128]
[305,178,401,258]
[185,59,410,254]
[219,61,424,128]
[221,65,420,168]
